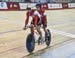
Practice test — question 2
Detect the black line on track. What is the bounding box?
[0,46,24,54]
[0,29,22,35]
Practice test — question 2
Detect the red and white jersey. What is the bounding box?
[33,9,46,17]
[25,9,46,25]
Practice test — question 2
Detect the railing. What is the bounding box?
[0,2,75,11]
[1,0,75,3]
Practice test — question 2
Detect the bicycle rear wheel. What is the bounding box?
[45,29,51,47]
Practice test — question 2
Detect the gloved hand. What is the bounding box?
[23,25,27,30]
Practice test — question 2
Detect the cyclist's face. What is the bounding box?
[36,7,41,11]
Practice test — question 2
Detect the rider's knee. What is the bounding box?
[37,27,42,35]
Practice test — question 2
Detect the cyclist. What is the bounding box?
[23,4,47,44]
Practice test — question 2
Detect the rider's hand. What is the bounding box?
[23,25,27,30]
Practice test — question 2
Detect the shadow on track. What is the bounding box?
[21,37,75,58]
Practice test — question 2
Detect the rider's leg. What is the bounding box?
[42,15,47,34]
[43,26,47,34]
[36,26,42,38]
[36,25,43,44]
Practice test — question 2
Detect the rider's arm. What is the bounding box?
[25,12,30,26]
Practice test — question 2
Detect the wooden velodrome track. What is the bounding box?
[0,9,75,58]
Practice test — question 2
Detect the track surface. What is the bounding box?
[0,9,75,58]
